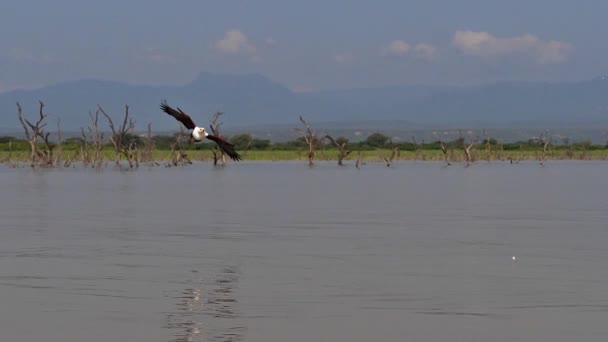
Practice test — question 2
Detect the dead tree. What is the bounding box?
[439,140,451,166]
[296,116,323,166]
[98,105,136,167]
[169,126,192,166]
[81,109,105,168]
[462,133,478,167]
[16,101,54,167]
[79,127,91,166]
[384,140,399,167]
[56,118,63,166]
[127,139,140,168]
[532,130,552,166]
[483,129,492,162]
[209,111,225,166]
[38,126,56,167]
[325,135,350,166]
[141,122,155,163]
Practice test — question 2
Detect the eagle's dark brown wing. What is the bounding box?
[160,100,196,130]
[206,134,243,161]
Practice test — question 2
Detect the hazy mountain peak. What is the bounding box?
[1,73,607,132]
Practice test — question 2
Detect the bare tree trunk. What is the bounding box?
[169,126,192,166]
[463,137,478,167]
[209,112,225,166]
[16,102,36,166]
[297,116,322,167]
[17,101,54,167]
[484,129,491,162]
[532,130,552,166]
[384,145,399,167]
[64,149,79,168]
[56,118,63,166]
[80,127,90,167]
[541,140,550,166]
[325,134,350,166]
[355,150,362,169]
[81,109,106,168]
[439,140,451,166]
[38,129,55,167]
[99,105,136,167]
[142,122,154,163]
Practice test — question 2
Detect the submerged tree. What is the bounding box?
[325,135,350,166]
[169,126,192,166]
[483,129,492,162]
[296,116,323,166]
[532,130,552,166]
[81,108,105,168]
[439,140,451,166]
[209,111,225,166]
[98,105,137,167]
[16,101,56,167]
[141,122,156,164]
[460,131,478,167]
[384,139,399,167]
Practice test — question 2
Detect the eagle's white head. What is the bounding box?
[192,126,208,141]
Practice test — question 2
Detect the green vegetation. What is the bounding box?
[1,134,607,163]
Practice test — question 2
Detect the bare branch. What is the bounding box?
[439,140,451,166]
[383,142,399,167]
[16,101,54,167]
[298,116,321,166]
[99,104,137,166]
[325,134,349,166]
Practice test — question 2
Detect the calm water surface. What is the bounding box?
[1,161,607,341]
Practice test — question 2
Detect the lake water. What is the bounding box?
[1,161,607,342]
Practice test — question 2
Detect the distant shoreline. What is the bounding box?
[1,149,607,167]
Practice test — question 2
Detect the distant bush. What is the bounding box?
[0,136,19,144]
[365,133,390,148]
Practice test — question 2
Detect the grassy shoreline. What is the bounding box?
[1,148,607,164]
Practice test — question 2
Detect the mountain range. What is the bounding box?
[1,72,607,141]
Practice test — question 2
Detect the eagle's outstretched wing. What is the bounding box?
[207,134,243,161]
[160,100,196,130]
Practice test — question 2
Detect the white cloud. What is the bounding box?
[413,43,437,60]
[382,40,410,57]
[215,29,256,55]
[382,40,437,60]
[452,30,572,64]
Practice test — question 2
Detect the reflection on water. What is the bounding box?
[166,266,244,342]
[1,161,608,342]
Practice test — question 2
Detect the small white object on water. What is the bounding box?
[512,256,516,261]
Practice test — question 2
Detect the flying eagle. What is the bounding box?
[160,100,242,161]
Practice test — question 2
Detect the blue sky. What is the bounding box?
[1,0,607,92]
